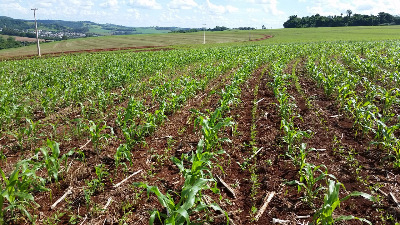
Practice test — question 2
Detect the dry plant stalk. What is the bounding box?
[255,191,276,221]
[113,169,142,188]
[51,187,73,210]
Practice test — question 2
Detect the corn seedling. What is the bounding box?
[288,163,336,207]
[136,138,226,225]
[86,120,114,154]
[314,179,375,225]
[0,161,48,224]
[38,139,74,182]
[136,178,224,225]
[114,144,133,171]
[193,108,234,151]
[86,164,109,198]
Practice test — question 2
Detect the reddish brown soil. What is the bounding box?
[1,60,399,224]
[0,46,172,61]
[281,60,400,224]
[249,35,274,42]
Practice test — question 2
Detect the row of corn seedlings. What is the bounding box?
[1,41,396,223]
[0,47,244,131]
[134,46,271,224]
[247,68,267,220]
[0,46,263,224]
[307,50,400,168]
[269,56,375,224]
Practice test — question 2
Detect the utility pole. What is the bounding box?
[31,8,41,57]
[203,24,206,44]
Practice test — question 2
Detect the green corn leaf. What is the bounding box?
[14,192,34,202]
[334,215,372,225]
[171,156,185,173]
[16,204,32,221]
[181,178,211,210]
[341,191,376,203]
[149,210,160,225]
[176,208,190,224]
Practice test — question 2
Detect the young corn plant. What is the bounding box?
[136,139,226,225]
[193,107,234,151]
[7,118,41,150]
[394,143,400,168]
[86,120,114,154]
[87,164,109,194]
[288,163,336,207]
[288,143,311,168]
[324,75,338,97]
[137,177,223,225]
[114,144,133,171]
[280,120,311,157]
[0,161,48,224]
[116,98,148,147]
[0,167,36,224]
[314,179,375,225]
[38,139,74,182]
[276,90,296,121]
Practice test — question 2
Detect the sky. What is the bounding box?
[1,0,400,29]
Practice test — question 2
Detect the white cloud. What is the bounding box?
[128,0,162,10]
[168,0,198,10]
[0,2,28,14]
[38,0,56,8]
[100,0,119,9]
[226,5,239,13]
[206,0,238,14]
[246,8,262,13]
[127,8,141,20]
[247,0,283,16]
[159,10,182,23]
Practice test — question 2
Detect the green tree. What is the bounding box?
[346,9,352,17]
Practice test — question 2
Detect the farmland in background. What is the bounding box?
[0,27,399,224]
[1,25,400,59]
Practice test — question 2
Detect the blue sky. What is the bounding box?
[1,0,399,29]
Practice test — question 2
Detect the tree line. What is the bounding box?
[0,36,34,50]
[283,11,400,28]
[1,27,37,38]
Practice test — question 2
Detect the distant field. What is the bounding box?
[86,26,171,35]
[1,25,400,58]
[263,25,400,43]
[14,36,45,42]
[0,30,262,58]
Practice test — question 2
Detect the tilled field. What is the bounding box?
[0,41,399,225]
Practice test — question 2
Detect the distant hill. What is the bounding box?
[0,16,185,38]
